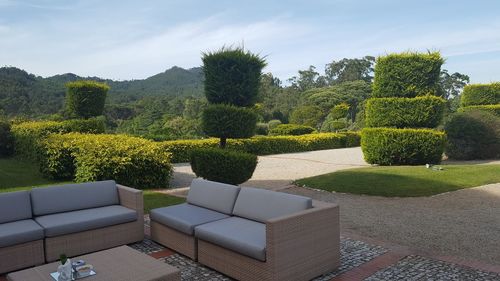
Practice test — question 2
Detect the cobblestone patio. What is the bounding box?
[366,255,500,281]
[129,237,500,281]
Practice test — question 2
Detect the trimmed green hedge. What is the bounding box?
[161,132,361,163]
[0,119,14,157]
[444,110,500,160]
[202,104,257,139]
[39,133,173,188]
[458,104,500,117]
[365,96,446,128]
[269,124,316,136]
[372,52,443,98]
[190,148,257,184]
[66,81,109,119]
[11,118,105,160]
[460,83,500,107]
[361,128,446,165]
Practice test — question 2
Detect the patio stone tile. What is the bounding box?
[130,237,387,280]
[365,255,500,281]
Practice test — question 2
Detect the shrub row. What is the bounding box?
[365,96,446,128]
[269,124,316,136]
[11,118,105,159]
[458,104,500,117]
[460,83,500,107]
[361,128,446,165]
[40,133,173,189]
[0,119,14,157]
[372,52,444,98]
[444,110,500,160]
[190,148,257,184]
[161,132,361,163]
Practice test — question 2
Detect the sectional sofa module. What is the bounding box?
[0,190,44,274]
[150,179,340,281]
[0,180,144,274]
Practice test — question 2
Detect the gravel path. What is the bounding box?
[169,147,368,190]
[168,147,500,265]
[284,184,500,265]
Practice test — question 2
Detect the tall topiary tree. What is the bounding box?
[201,47,266,148]
[66,80,109,119]
[191,47,265,184]
[362,51,446,165]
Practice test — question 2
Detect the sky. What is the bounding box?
[1,0,500,83]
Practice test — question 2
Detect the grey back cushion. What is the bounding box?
[187,179,241,215]
[232,187,313,223]
[0,191,32,224]
[31,180,119,216]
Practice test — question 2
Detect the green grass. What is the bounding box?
[143,191,185,214]
[0,158,66,190]
[295,165,500,197]
[0,157,185,213]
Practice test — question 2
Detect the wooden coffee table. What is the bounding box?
[7,246,180,281]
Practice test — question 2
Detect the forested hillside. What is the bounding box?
[0,66,203,117]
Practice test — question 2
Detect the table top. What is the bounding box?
[7,246,180,281]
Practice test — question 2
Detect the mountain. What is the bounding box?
[0,66,204,117]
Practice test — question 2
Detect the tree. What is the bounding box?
[439,70,470,100]
[303,80,371,122]
[289,105,324,128]
[325,56,375,85]
[202,47,266,148]
[288,66,327,91]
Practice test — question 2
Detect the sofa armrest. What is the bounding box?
[117,184,144,217]
[265,200,340,268]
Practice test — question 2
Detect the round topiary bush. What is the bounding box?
[190,148,258,184]
[361,127,446,165]
[202,47,266,107]
[0,119,14,157]
[269,124,316,136]
[444,110,500,160]
[365,96,446,128]
[255,123,269,135]
[267,119,282,130]
[202,104,258,147]
[66,80,109,119]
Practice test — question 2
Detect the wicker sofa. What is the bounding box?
[0,180,144,274]
[150,179,340,281]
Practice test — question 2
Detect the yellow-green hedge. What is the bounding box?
[161,132,361,163]
[40,133,172,189]
[361,128,446,165]
[11,118,105,160]
[458,104,500,117]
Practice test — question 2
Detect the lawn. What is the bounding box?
[0,158,185,213]
[295,164,500,197]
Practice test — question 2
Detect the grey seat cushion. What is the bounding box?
[150,203,229,235]
[31,180,119,216]
[0,219,44,248]
[0,190,32,224]
[233,187,312,223]
[35,205,137,237]
[187,179,240,214]
[195,217,266,261]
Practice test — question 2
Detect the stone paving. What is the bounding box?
[130,237,387,281]
[128,237,500,280]
[365,255,500,281]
